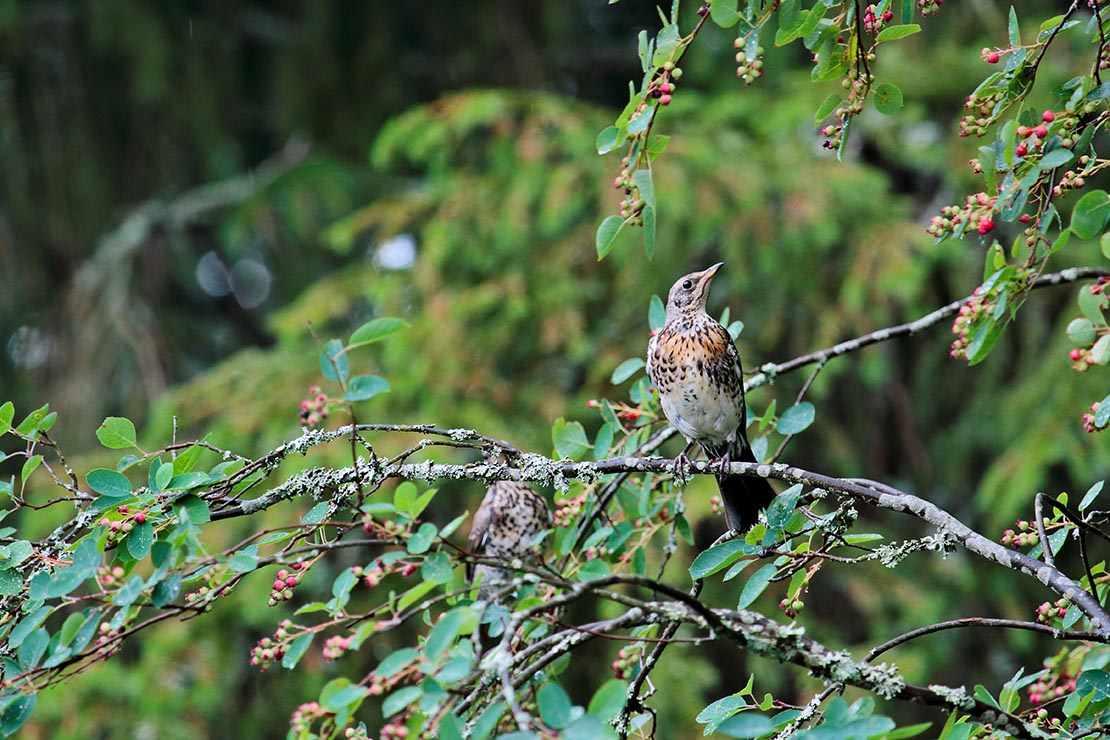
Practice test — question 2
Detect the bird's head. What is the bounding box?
[664,262,724,322]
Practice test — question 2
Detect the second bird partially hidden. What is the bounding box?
[646,262,776,532]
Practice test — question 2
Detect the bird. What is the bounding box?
[646,262,776,532]
[467,480,551,600]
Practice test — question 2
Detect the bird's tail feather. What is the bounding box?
[706,439,776,532]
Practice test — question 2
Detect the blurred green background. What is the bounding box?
[2,1,1108,737]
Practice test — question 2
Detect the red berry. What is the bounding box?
[1015,145,1027,157]
[1042,110,1055,123]
[134,512,146,524]
[658,82,672,94]
[1034,125,1048,138]
[978,219,995,235]
[1019,213,1031,224]
[273,580,285,591]
[1016,126,1029,137]
[881,9,893,21]
[285,576,297,588]
[659,94,672,106]
[1071,349,1083,361]
[987,52,1000,64]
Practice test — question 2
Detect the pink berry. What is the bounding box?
[882,9,893,21]
[659,94,672,106]
[987,52,1000,64]
[1042,110,1055,123]
[1019,213,1031,224]
[1071,349,1083,361]
[978,219,994,235]
[1034,125,1048,138]
[285,576,297,588]
[1015,145,1027,157]
[659,82,672,94]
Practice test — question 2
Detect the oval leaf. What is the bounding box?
[596,215,626,260]
[344,375,390,401]
[777,402,816,435]
[96,417,138,449]
[1072,189,1110,240]
[348,317,409,348]
[86,469,132,499]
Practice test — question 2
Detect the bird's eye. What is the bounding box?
[681,279,693,290]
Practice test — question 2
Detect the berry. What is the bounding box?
[658,82,672,94]
[1071,349,1083,361]
[1034,125,1048,138]
[1019,213,1031,224]
[881,9,893,21]
[987,51,1000,64]
[1015,145,1027,157]
[978,218,994,235]
[659,94,672,106]
[1042,110,1055,123]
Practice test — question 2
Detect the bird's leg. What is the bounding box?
[673,441,696,486]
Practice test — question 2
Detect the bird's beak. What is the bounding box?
[702,262,724,282]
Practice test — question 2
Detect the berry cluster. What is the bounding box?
[97,505,148,546]
[959,90,1005,137]
[290,702,331,735]
[610,643,644,680]
[733,41,764,85]
[862,5,894,34]
[778,595,806,619]
[356,558,417,588]
[361,515,408,538]
[999,519,1041,548]
[322,634,352,661]
[613,160,648,227]
[299,385,329,428]
[917,0,942,15]
[1028,646,1085,717]
[97,565,126,588]
[1083,401,1107,433]
[343,726,371,739]
[250,620,295,670]
[95,622,123,658]
[927,192,997,240]
[709,495,722,518]
[949,289,997,361]
[821,75,873,150]
[269,562,307,606]
[1034,597,1072,626]
[553,492,586,527]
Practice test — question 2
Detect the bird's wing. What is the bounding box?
[468,489,496,554]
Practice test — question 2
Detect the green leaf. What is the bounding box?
[649,294,666,330]
[696,693,748,734]
[596,215,626,260]
[172,443,203,475]
[86,469,132,499]
[95,417,138,450]
[14,404,49,436]
[301,502,331,524]
[1008,5,1020,46]
[228,546,259,573]
[9,606,51,649]
[1092,334,1110,364]
[344,375,390,402]
[319,338,349,383]
[19,455,41,483]
[646,134,670,161]
[1077,669,1110,699]
[424,608,465,662]
[765,484,803,531]
[537,683,573,729]
[0,402,12,436]
[563,715,616,740]
[0,570,21,597]
[0,541,33,570]
[576,559,611,582]
[708,0,741,27]
[153,460,173,493]
[1080,481,1104,511]
[126,522,154,560]
[737,563,777,609]
[174,495,210,524]
[166,472,208,491]
[0,694,36,736]
[407,522,438,554]
[596,126,622,155]
[689,540,757,579]
[876,23,920,41]
[377,648,419,679]
[1095,394,1110,429]
[552,418,591,460]
[611,358,645,385]
[777,402,815,435]
[886,722,933,739]
[587,679,628,720]
[320,678,368,713]
[112,575,143,606]
[642,204,656,261]
[282,633,313,669]
[1038,148,1075,171]
[717,713,774,738]
[632,170,655,210]
[1079,286,1109,325]
[1068,317,1097,345]
[397,579,437,611]
[872,83,904,115]
[421,551,453,584]
[814,93,841,124]
[348,317,408,348]
[1071,190,1110,239]
[152,574,181,607]
[383,685,423,718]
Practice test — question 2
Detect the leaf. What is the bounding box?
[576,559,611,582]
[301,502,331,524]
[563,715,616,740]
[344,375,390,401]
[165,472,209,491]
[319,338,349,383]
[642,204,656,261]
[1080,481,1104,511]
[282,633,313,669]
[424,609,465,662]
[126,522,154,560]
[319,678,367,714]
[112,575,144,606]
[397,579,437,611]
[648,294,666,330]
[587,679,628,720]
[552,418,591,460]
[814,93,841,124]
[0,402,12,436]
[0,570,21,597]
[348,317,409,348]
[152,574,181,607]
[383,686,423,718]
[596,215,626,260]
[1076,669,1110,699]
[1037,148,1074,171]
[9,606,51,649]
[228,546,259,573]
[646,134,670,161]
[1079,286,1109,325]
[777,402,815,435]
[407,522,438,554]
[872,83,903,115]
[0,694,36,736]
[1068,318,1097,345]
[14,404,49,436]
[1095,394,1110,429]
[596,126,622,155]
[85,469,132,499]
[172,443,203,475]
[1071,190,1110,239]
[95,417,138,450]
[19,456,41,483]
[876,23,921,41]
[717,713,773,738]
[689,540,757,579]
[1092,334,1110,365]
[153,460,173,493]
[174,495,210,524]
[537,683,574,729]
[421,552,453,584]
[696,693,748,734]
[765,484,803,531]
[737,563,777,609]
[611,358,645,385]
[1008,5,1020,46]
[708,0,741,28]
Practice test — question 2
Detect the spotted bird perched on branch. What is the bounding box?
[647,262,776,532]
